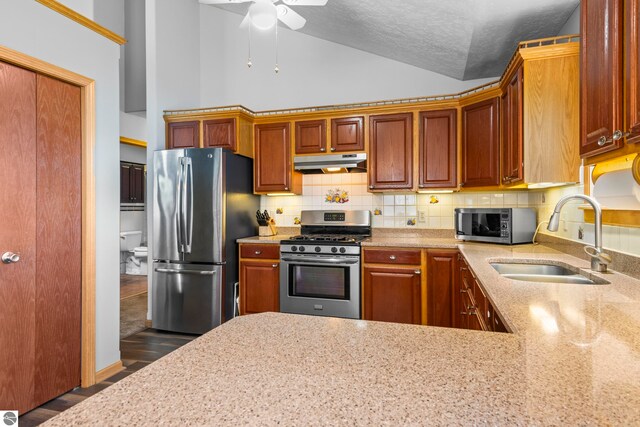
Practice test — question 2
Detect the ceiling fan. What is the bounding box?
[199,0,328,31]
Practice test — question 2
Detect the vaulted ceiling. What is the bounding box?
[210,0,580,80]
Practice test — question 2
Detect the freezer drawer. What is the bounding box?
[152,262,223,334]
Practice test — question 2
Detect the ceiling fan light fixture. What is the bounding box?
[249,1,278,30]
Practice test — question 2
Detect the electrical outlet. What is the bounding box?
[578,226,584,240]
[542,194,546,203]
[418,210,427,223]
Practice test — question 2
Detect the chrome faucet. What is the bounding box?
[547,194,612,272]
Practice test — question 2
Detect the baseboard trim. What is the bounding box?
[95,360,124,383]
[145,319,152,328]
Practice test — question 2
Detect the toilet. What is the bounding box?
[120,231,148,276]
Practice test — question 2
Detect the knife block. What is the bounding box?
[259,220,277,237]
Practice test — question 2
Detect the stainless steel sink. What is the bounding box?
[491,262,609,285]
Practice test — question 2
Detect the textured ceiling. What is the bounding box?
[210,0,580,80]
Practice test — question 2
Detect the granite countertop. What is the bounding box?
[45,241,640,425]
[237,235,293,244]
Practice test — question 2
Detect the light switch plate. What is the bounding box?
[418,210,427,223]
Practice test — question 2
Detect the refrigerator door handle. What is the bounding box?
[155,267,216,276]
[178,157,190,253]
[184,157,194,253]
[175,158,185,252]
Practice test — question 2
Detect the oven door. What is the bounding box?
[455,208,510,244]
[279,253,360,319]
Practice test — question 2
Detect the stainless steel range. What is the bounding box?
[279,210,371,319]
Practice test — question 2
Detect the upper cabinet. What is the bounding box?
[254,122,302,194]
[368,113,413,191]
[581,0,624,157]
[331,116,364,152]
[418,109,457,189]
[204,118,236,150]
[461,98,500,187]
[626,0,640,144]
[167,121,199,149]
[294,119,326,154]
[501,66,524,185]
[120,162,145,204]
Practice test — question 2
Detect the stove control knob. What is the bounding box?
[291,246,298,251]
[339,247,346,254]
[298,246,305,252]
[315,246,321,253]
[331,247,338,253]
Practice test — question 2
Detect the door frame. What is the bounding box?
[0,44,97,387]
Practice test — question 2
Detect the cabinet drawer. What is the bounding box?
[364,248,422,265]
[240,244,280,259]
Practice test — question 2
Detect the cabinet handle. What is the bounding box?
[320,147,326,152]
[272,264,278,268]
[414,270,421,275]
[389,255,396,260]
[255,251,262,255]
[330,147,336,152]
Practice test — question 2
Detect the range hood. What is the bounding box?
[294,153,367,174]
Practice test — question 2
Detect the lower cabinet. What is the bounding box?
[426,250,457,328]
[239,244,280,315]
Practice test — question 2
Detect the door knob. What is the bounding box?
[2,252,20,264]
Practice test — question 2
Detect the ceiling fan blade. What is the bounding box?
[281,0,328,6]
[199,0,252,4]
[277,4,306,30]
[239,12,251,29]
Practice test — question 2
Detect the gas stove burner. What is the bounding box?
[288,234,364,243]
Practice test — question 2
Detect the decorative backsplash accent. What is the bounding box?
[325,188,349,204]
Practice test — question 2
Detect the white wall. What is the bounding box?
[558,4,580,35]
[0,0,121,371]
[199,7,498,111]
[120,143,146,164]
[121,110,147,141]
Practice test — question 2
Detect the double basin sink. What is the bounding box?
[491,261,609,285]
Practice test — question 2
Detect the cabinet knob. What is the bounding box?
[320,147,326,152]
[255,251,262,255]
[612,130,629,141]
[369,185,374,189]
[459,182,465,187]
[272,264,277,268]
[284,187,289,191]
[330,147,336,152]
[389,255,396,260]
[460,288,467,294]
[414,270,421,275]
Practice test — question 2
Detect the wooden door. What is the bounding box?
[131,164,145,203]
[426,251,456,328]
[581,0,624,156]
[34,74,82,406]
[295,119,326,154]
[418,109,457,189]
[203,118,236,150]
[120,163,131,203]
[369,113,413,190]
[254,122,292,193]
[501,67,524,184]
[626,0,640,143]
[331,116,364,152]
[240,260,280,314]
[461,98,500,187]
[0,61,38,415]
[167,121,199,149]
[363,266,421,324]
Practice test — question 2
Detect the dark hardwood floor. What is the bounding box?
[120,274,147,300]
[19,329,198,426]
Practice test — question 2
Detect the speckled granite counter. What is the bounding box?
[45,241,640,425]
[237,235,292,244]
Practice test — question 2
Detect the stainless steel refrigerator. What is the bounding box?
[152,148,259,334]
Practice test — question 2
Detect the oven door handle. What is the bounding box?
[280,257,359,265]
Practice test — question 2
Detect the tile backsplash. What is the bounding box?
[260,173,533,229]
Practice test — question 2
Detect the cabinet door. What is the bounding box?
[240,260,280,315]
[167,121,199,149]
[363,266,421,324]
[295,119,326,154]
[501,67,524,184]
[254,122,291,193]
[120,163,131,203]
[462,98,500,187]
[331,116,364,152]
[581,0,624,156]
[626,0,640,143]
[456,257,471,329]
[426,251,456,328]
[369,113,413,190]
[203,118,236,150]
[418,110,457,189]
[130,164,145,203]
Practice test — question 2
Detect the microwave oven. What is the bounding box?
[454,208,537,244]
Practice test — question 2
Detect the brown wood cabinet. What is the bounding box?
[167,121,199,149]
[204,118,236,150]
[368,113,413,191]
[461,98,500,187]
[120,162,145,204]
[239,244,280,315]
[426,250,457,328]
[331,116,364,152]
[581,0,624,157]
[363,266,422,324]
[501,66,524,184]
[626,0,640,144]
[254,122,301,194]
[418,109,457,189]
[295,119,326,154]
